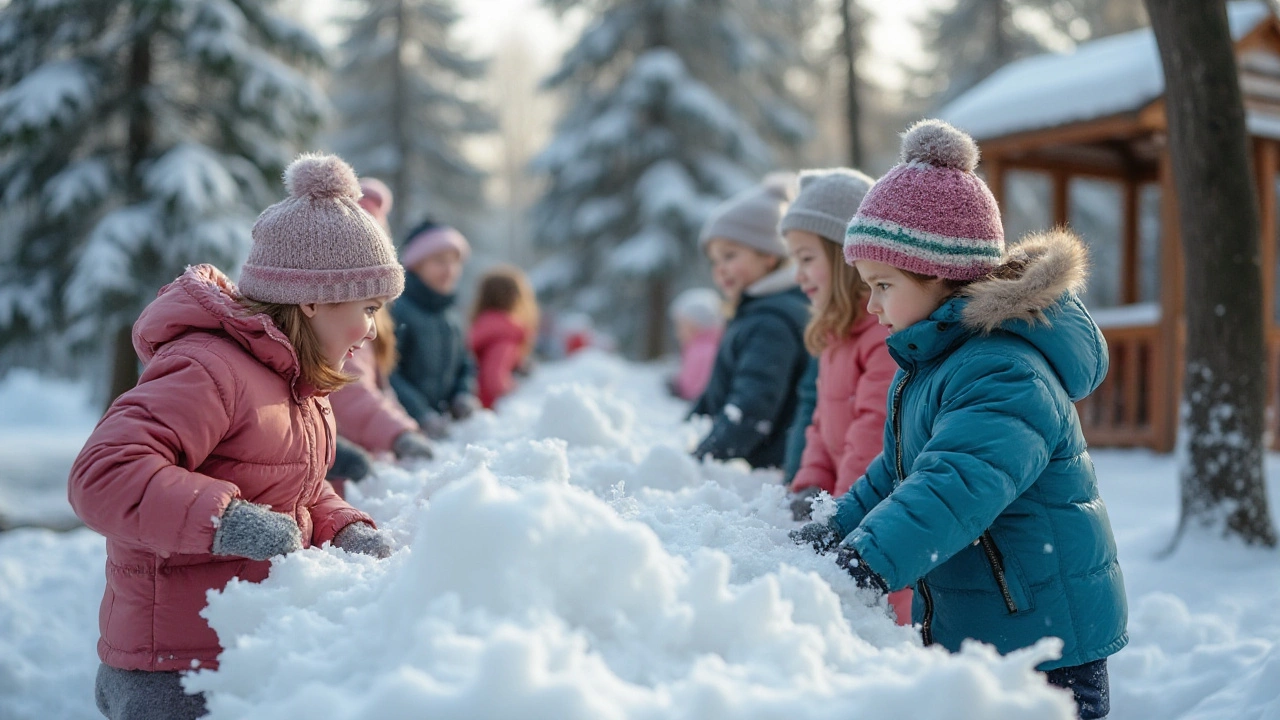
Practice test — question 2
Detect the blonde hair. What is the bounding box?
[371,306,398,378]
[238,299,355,393]
[804,240,869,355]
[471,265,540,355]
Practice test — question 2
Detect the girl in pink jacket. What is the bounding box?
[668,287,724,401]
[69,154,403,720]
[780,168,910,625]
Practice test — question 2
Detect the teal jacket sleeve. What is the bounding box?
[844,354,1058,591]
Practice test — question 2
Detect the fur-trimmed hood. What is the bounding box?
[886,228,1108,401]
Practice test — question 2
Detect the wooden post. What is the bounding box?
[1155,143,1183,453]
[985,155,1005,210]
[1052,169,1070,228]
[1255,138,1278,447]
[1121,178,1140,304]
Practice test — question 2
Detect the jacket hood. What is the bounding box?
[889,229,1108,401]
[132,264,311,400]
[468,310,527,351]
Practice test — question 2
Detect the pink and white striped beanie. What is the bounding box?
[239,154,404,305]
[844,119,1004,281]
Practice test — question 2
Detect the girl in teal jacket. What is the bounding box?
[794,120,1126,720]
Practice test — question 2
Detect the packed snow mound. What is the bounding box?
[185,351,1078,719]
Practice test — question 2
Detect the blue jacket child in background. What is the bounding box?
[390,220,480,438]
[793,120,1127,720]
[691,175,810,469]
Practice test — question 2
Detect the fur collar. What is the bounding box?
[960,228,1089,333]
[745,263,798,297]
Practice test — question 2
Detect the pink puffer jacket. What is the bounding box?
[791,314,896,498]
[68,265,373,672]
[329,343,418,453]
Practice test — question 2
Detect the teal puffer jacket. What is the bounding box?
[830,229,1127,671]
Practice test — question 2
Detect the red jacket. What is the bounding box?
[467,310,528,409]
[68,265,372,672]
[791,314,896,498]
[329,343,418,453]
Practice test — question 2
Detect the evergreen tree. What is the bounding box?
[329,0,493,239]
[0,0,326,402]
[532,0,814,358]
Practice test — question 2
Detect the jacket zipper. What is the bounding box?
[979,531,1019,614]
[891,370,937,644]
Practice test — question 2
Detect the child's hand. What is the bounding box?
[212,499,302,560]
[835,545,889,595]
[333,522,393,559]
[450,394,480,421]
[329,437,374,482]
[789,487,823,521]
[789,521,840,553]
[419,411,451,440]
[392,431,434,460]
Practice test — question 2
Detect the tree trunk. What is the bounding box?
[108,324,139,404]
[840,0,863,168]
[644,274,670,360]
[391,0,409,239]
[1146,0,1278,546]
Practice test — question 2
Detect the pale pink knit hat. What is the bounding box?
[357,177,393,229]
[844,119,1004,281]
[400,219,472,268]
[239,154,405,305]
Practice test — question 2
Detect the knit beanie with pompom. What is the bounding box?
[356,177,394,230]
[844,119,1004,281]
[698,173,796,258]
[239,154,404,305]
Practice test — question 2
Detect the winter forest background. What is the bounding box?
[0,0,1152,399]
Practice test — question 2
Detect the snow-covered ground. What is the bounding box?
[2,351,1279,719]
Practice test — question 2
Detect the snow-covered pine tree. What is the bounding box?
[0,0,326,403]
[531,0,814,359]
[329,0,493,240]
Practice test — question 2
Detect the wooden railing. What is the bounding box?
[1077,324,1163,449]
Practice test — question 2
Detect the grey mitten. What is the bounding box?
[788,521,841,553]
[212,499,302,560]
[789,486,823,521]
[332,522,394,559]
[329,436,373,482]
[450,394,480,421]
[419,411,451,440]
[392,431,434,460]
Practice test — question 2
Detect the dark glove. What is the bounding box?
[788,486,823,522]
[449,394,480,421]
[419,411,451,440]
[835,544,889,594]
[392,431,434,460]
[789,521,840,553]
[212,499,302,560]
[333,522,393,559]
[329,437,374,482]
[514,357,535,378]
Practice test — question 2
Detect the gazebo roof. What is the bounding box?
[940,1,1272,142]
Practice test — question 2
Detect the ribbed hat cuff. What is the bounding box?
[779,209,847,245]
[843,241,996,281]
[239,263,405,305]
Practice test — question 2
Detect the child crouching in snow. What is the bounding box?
[69,154,398,720]
[691,175,810,469]
[667,287,724,401]
[467,265,539,410]
[791,120,1127,720]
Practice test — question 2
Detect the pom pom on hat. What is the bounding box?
[284,153,362,201]
[900,119,980,171]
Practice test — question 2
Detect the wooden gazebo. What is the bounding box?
[940,0,1280,452]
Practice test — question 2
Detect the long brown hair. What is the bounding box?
[471,265,540,350]
[804,240,870,355]
[238,299,355,393]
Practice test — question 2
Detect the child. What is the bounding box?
[329,178,435,470]
[793,120,1126,720]
[389,219,479,438]
[68,154,400,719]
[468,265,539,409]
[779,169,909,626]
[667,287,724,401]
[691,176,810,469]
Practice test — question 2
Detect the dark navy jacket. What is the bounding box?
[389,273,474,422]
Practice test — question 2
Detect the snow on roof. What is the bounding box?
[940,1,1273,141]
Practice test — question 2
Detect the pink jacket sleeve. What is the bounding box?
[68,351,241,557]
[792,402,836,494]
[328,344,418,453]
[836,339,897,490]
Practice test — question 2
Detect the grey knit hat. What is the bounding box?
[239,153,405,305]
[698,173,795,258]
[779,167,875,244]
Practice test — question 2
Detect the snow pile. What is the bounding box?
[184,351,1077,719]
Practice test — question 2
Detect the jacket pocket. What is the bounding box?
[979,531,1035,614]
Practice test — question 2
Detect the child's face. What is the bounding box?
[784,230,831,312]
[300,296,389,370]
[705,238,780,302]
[855,260,952,334]
[411,248,464,295]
